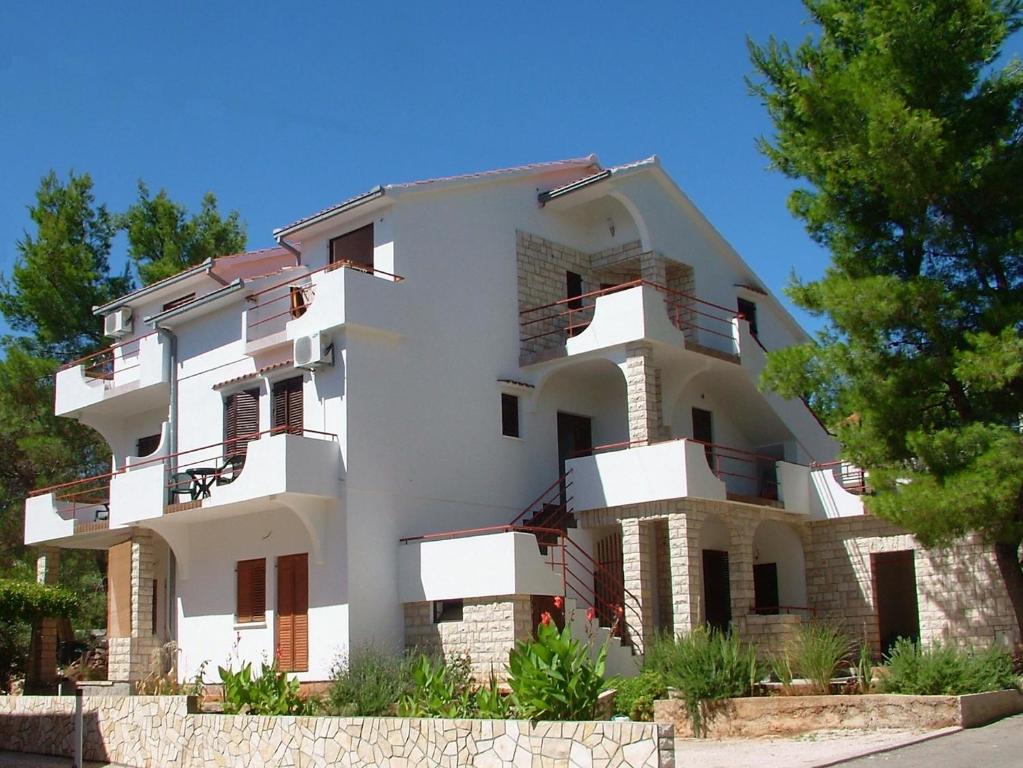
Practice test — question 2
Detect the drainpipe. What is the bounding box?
[276,237,302,263]
[157,327,179,476]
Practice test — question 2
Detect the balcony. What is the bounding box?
[54,332,170,419]
[519,281,740,366]
[24,430,343,547]
[160,429,342,521]
[244,263,405,353]
[567,438,817,515]
[25,473,119,548]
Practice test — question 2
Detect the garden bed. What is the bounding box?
[653,689,1023,738]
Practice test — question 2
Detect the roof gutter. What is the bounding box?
[276,237,302,262]
[143,279,245,327]
[538,169,612,207]
[273,186,386,240]
[93,258,217,316]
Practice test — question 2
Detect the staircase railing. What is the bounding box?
[507,469,574,528]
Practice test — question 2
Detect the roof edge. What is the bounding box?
[143,279,244,327]
[93,258,215,316]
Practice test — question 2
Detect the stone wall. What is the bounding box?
[581,499,1019,656]
[403,595,532,680]
[804,516,1020,653]
[734,613,802,661]
[0,695,674,768]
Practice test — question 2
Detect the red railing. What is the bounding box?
[812,460,869,495]
[749,604,817,617]
[693,440,786,501]
[507,470,573,529]
[245,261,404,340]
[58,332,157,380]
[519,279,738,346]
[29,468,115,517]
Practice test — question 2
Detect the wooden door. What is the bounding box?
[873,550,920,654]
[225,387,259,461]
[107,540,132,638]
[329,224,374,271]
[276,553,308,672]
[272,377,304,435]
[594,530,624,631]
[702,549,731,632]
[753,562,780,615]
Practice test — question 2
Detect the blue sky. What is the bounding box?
[1,1,1004,341]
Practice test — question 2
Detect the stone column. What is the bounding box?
[730,523,756,631]
[621,518,656,653]
[108,531,163,683]
[623,342,667,445]
[667,514,700,636]
[27,548,61,689]
[640,251,667,287]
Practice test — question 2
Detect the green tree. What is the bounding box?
[0,171,131,360]
[122,182,246,285]
[749,0,1023,638]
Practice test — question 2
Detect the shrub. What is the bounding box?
[327,646,412,716]
[610,670,667,721]
[507,621,606,720]
[218,660,307,715]
[398,654,475,718]
[790,622,853,695]
[880,639,1019,696]
[644,628,759,736]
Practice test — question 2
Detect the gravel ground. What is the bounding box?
[674,727,961,768]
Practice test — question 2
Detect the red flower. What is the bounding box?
[540,611,552,626]
[586,607,596,622]
[553,596,564,610]
[615,604,624,618]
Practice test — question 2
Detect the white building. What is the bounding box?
[23,155,1019,687]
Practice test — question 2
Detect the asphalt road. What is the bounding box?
[836,714,1023,768]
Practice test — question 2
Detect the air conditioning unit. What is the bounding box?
[293,332,333,370]
[103,307,133,338]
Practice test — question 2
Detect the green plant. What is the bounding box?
[218,660,307,715]
[880,639,1019,696]
[397,654,475,718]
[507,620,606,721]
[473,671,511,719]
[790,622,853,695]
[855,641,874,694]
[327,646,413,716]
[645,628,759,736]
[769,652,795,694]
[0,579,80,620]
[610,670,667,721]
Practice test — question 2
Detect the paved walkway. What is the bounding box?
[675,728,959,768]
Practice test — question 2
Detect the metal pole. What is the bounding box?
[72,688,83,768]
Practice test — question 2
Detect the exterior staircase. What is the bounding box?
[562,595,640,677]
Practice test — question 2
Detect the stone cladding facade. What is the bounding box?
[403,595,533,680]
[0,695,674,768]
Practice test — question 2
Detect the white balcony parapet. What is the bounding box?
[244,264,406,349]
[109,463,167,527]
[54,333,170,417]
[565,284,686,355]
[568,439,727,512]
[397,531,562,603]
[24,494,110,546]
[810,466,867,519]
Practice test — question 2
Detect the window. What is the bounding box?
[433,599,463,623]
[236,558,266,624]
[136,433,161,457]
[162,293,196,312]
[224,387,260,462]
[329,224,374,271]
[566,271,583,310]
[272,377,304,435]
[501,393,520,438]
[737,298,759,337]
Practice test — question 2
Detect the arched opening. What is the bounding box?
[752,520,807,614]
[700,515,734,632]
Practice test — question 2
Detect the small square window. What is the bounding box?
[433,599,463,623]
[501,393,520,438]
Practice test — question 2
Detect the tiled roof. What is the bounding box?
[274,155,602,235]
[213,360,294,390]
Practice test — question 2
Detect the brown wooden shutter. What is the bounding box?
[107,541,132,638]
[236,558,266,624]
[272,377,304,435]
[276,553,308,672]
[225,387,260,459]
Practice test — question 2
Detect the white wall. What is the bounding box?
[752,520,808,609]
[174,507,348,683]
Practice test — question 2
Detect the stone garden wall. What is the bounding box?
[0,695,674,768]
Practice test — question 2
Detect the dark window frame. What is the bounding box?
[501,393,520,438]
[737,297,759,337]
[328,223,375,272]
[433,599,464,623]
